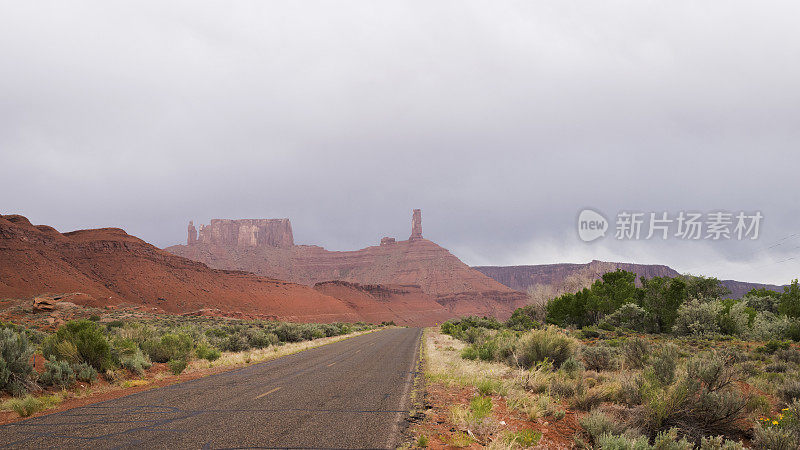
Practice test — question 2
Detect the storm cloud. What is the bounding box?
[2,1,799,284]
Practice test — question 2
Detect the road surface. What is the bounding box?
[0,327,423,449]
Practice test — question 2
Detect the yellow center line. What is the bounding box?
[255,387,281,399]
[327,362,336,367]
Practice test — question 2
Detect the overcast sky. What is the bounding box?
[2,1,800,285]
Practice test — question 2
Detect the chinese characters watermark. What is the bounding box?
[578,209,762,242]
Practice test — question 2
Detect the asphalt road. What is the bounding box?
[0,327,423,449]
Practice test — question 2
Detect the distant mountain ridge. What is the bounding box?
[474,260,784,299]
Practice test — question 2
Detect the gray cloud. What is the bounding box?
[2,1,799,284]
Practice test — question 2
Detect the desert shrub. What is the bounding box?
[440,320,462,337]
[220,333,249,352]
[549,377,576,398]
[582,345,616,371]
[750,312,793,341]
[778,379,800,404]
[8,395,45,417]
[765,361,789,373]
[619,374,644,406]
[595,428,725,449]
[321,324,343,337]
[195,343,221,361]
[561,355,585,377]
[571,385,609,411]
[775,348,800,364]
[0,328,36,396]
[640,352,750,442]
[168,358,187,375]
[42,320,112,372]
[647,344,679,386]
[515,326,577,369]
[38,359,75,388]
[72,362,98,383]
[580,409,623,444]
[506,305,542,331]
[246,330,279,349]
[605,303,658,333]
[752,426,799,450]
[142,333,192,363]
[718,300,751,336]
[672,299,722,336]
[621,337,650,369]
[112,338,152,376]
[274,323,304,342]
[595,432,652,449]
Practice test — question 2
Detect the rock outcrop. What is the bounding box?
[0,214,361,322]
[410,209,423,240]
[190,218,294,248]
[166,209,529,319]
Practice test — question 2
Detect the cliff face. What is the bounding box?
[0,214,361,322]
[166,210,529,319]
[168,211,517,297]
[474,260,783,299]
[189,218,294,248]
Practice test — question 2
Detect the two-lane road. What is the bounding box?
[0,327,422,449]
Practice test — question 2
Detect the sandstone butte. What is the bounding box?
[0,212,526,325]
[166,209,529,319]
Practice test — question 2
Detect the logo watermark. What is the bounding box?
[578,209,609,242]
[577,209,763,242]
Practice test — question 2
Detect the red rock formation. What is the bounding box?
[193,218,294,248]
[187,221,197,245]
[166,209,529,319]
[0,214,360,322]
[410,209,422,240]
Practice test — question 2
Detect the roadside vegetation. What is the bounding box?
[0,317,375,418]
[414,271,800,448]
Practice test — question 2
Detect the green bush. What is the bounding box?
[640,352,749,442]
[621,337,650,369]
[246,330,278,349]
[274,323,304,342]
[580,409,622,444]
[8,395,45,417]
[582,345,616,371]
[561,356,585,377]
[195,343,221,361]
[750,312,793,341]
[605,303,658,333]
[0,328,36,395]
[778,379,800,404]
[515,326,577,369]
[718,300,752,336]
[506,305,542,331]
[72,362,98,383]
[112,337,152,376]
[752,425,799,450]
[38,359,75,388]
[168,358,188,375]
[672,299,722,336]
[42,320,112,372]
[142,333,193,363]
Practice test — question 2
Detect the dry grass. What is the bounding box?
[189,328,377,371]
